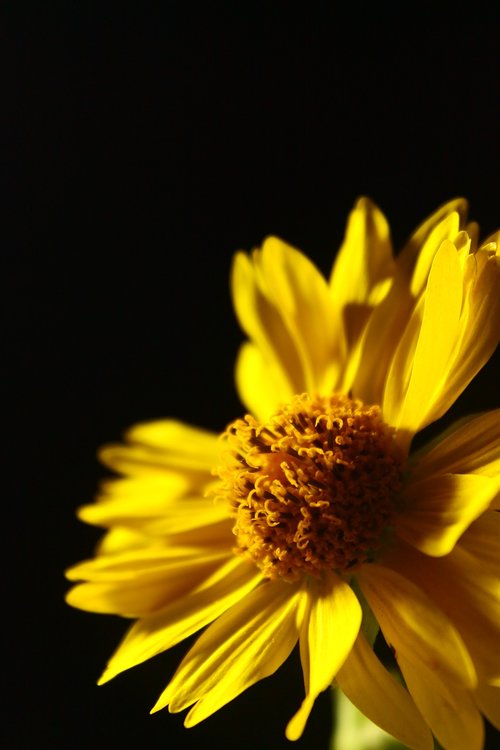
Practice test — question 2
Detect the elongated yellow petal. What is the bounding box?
[98,558,261,683]
[286,573,362,741]
[151,580,304,720]
[65,545,227,581]
[352,203,465,407]
[336,631,433,750]
[383,239,463,436]
[408,211,463,297]
[410,409,500,479]
[78,475,226,532]
[231,237,344,415]
[234,341,294,422]
[430,248,500,421]
[397,654,484,750]
[460,511,500,574]
[359,564,476,689]
[65,549,231,617]
[396,198,467,281]
[99,420,221,476]
[127,419,220,456]
[394,473,499,556]
[383,542,500,683]
[329,197,394,346]
[474,684,500,730]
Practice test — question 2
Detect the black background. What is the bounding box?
[5,4,499,749]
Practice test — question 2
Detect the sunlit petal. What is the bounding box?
[286,572,362,741]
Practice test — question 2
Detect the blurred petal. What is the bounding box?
[383,542,500,683]
[395,473,499,556]
[99,420,221,476]
[410,409,500,479]
[78,482,228,532]
[65,548,230,616]
[460,511,500,574]
[397,654,484,750]
[474,684,500,730]
[359,564,476,689]
[336,631,433,750]
[234,341,293,422]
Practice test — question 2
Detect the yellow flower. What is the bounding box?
[66,198,500,750]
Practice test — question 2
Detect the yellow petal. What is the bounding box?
[433,249,500,420]
[286,573,362,741]
[474,684,500,730]
[234,341,294,422]
[65,545,226,581]
[151,579,304,721]
[65,548,231,617]
[77,478,227,531]
[329,197,395,346]
[407,210,463,297]
[127,420,220,457]
[460,511,500,574]
[397,654,484,750]
[359,564,476,689]
[352,202,466,408]
[99,420,221,475]
[410,409,500,479]
[397,198,467,285]
[383,239,463,436]
[350,275,416,408]
[336,631,433,750]
[383,542,500,684]
[231,237,344,414]
[98,558,261,683]
[394,473,499,556]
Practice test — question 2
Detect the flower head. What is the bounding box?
[66,198,500,750]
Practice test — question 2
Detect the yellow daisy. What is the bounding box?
[66,197,500,750]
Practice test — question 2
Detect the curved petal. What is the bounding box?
[231,237,344,414]
[397,198,468,284]
[410,409,500,479]
[382,542,500,684]
[151,579,305,722]
[336,631,433,750]
[78,482,228,532]
[286,573,362,741]
[383,239,463,437]
[459,511,500,575]
[234,341,293,422]
[394,473,499,556]
[99,420,221,477]
[98,558,261,683]
[397,654,484,750]
[352,205,464,408]
[359,564,476,689]
[431,247,500,421]
[329,197,395,347]
[474,684,500,730]
[65,548,231,617]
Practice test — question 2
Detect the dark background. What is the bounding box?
[5,4,499,749]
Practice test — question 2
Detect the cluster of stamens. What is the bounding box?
[214,393,404,582]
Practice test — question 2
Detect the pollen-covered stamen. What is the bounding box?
[214,393,404,582]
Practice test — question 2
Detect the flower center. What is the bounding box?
[215,393,404,582]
